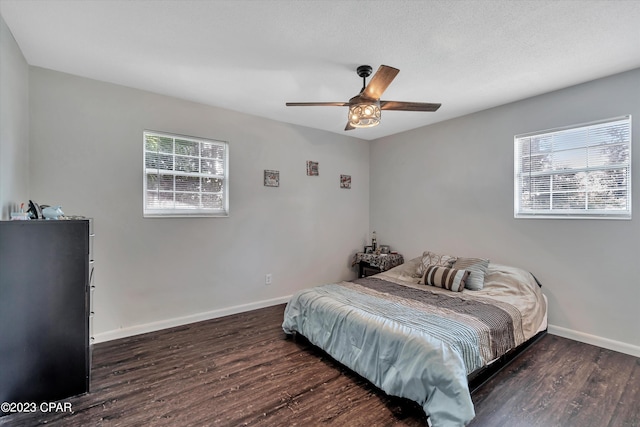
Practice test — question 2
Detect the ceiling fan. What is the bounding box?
[286,64,441,131]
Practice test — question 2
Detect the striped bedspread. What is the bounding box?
[350,277,526,373]
[283,276,529,427]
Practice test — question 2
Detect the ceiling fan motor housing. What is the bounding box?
[357,65,373,78]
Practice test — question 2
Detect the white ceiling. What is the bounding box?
[1,0,639,140]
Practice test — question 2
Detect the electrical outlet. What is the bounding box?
[265,274,272,285]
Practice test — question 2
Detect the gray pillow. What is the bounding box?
[452,257,489,290]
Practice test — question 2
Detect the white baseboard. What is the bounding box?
[94,309,640,359]
[548,324,640,358]
[93,295,292,344]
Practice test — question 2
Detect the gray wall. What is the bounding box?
[6,12,639,354]
[370,68,640,355]
[28,67,370,341]
[0,15,29,219]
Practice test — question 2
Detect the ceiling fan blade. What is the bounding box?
[361,65,399,100]
[345,122,355,131]
[380,101,441,112]
[286,102,349,107]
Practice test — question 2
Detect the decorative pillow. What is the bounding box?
[452,257,489,290]
[422,265,470,292]
[415,251,458,278]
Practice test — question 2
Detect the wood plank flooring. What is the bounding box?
[1,304,638,427]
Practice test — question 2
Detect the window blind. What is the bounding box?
[514,116,631,219]
[143,131,229,217]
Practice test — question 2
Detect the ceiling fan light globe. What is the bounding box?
[348,101,381,128]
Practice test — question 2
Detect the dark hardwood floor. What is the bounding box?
[1,304,638,427]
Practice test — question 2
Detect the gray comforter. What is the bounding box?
[282,276,530,427]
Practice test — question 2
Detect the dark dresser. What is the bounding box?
[0,220,92,407]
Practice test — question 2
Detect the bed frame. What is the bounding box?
[467,328,547,394]
[290,327,547,398]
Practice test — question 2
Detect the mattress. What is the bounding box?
[282,257,547,427]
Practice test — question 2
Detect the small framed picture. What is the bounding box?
[264,170,279,187]
[340,174,351,189]
[306,161,319,176]
[364,245,373,254]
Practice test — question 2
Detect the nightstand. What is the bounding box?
[352,252,404,278]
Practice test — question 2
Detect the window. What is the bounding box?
[515,116,631,219]
[143,131,229,217]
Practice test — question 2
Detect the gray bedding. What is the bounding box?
[282,262,547,427]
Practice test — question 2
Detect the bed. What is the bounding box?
[282,253,548,427]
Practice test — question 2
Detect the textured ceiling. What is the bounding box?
[1,0,639,140]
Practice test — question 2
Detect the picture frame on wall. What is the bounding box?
[264,170,280,187]
[340,174,351,189]
[306,161,319,176]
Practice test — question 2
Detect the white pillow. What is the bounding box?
[415,251,458,278]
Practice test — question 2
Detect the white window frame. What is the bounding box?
[514,115,631,220]
[143,130,229,218]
